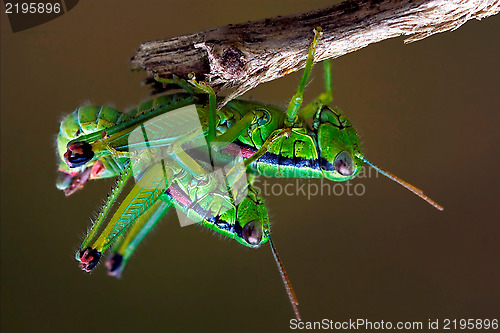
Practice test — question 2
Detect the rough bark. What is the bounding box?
[130,0,499,103]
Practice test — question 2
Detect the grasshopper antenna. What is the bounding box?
[355,153,443,211]
[265,230,301,321]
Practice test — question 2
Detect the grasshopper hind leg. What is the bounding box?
[105,200,173,277]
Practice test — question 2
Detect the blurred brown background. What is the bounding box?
[1,1,499,332]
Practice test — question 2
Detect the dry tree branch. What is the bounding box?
[130,0,499,103]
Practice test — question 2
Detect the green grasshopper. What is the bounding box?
[57,98,301,318]
[62,28,442,211]
[58,27,442,320]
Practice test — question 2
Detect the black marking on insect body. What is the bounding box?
[165,183,235,235]
[211,219,235,234]
[315,105,351,130]
[258,150,320,170]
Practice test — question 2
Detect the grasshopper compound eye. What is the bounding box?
[64,142,94,168]
[242,221,263,246]
[334,150,355,176]
[78,247,101,273]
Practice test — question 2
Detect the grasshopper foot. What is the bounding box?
[78,247,101,273]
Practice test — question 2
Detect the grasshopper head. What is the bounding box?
[56,140,115,196]
[56,106,122,195]
[314,105,363,181]
[234,189,270,248]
